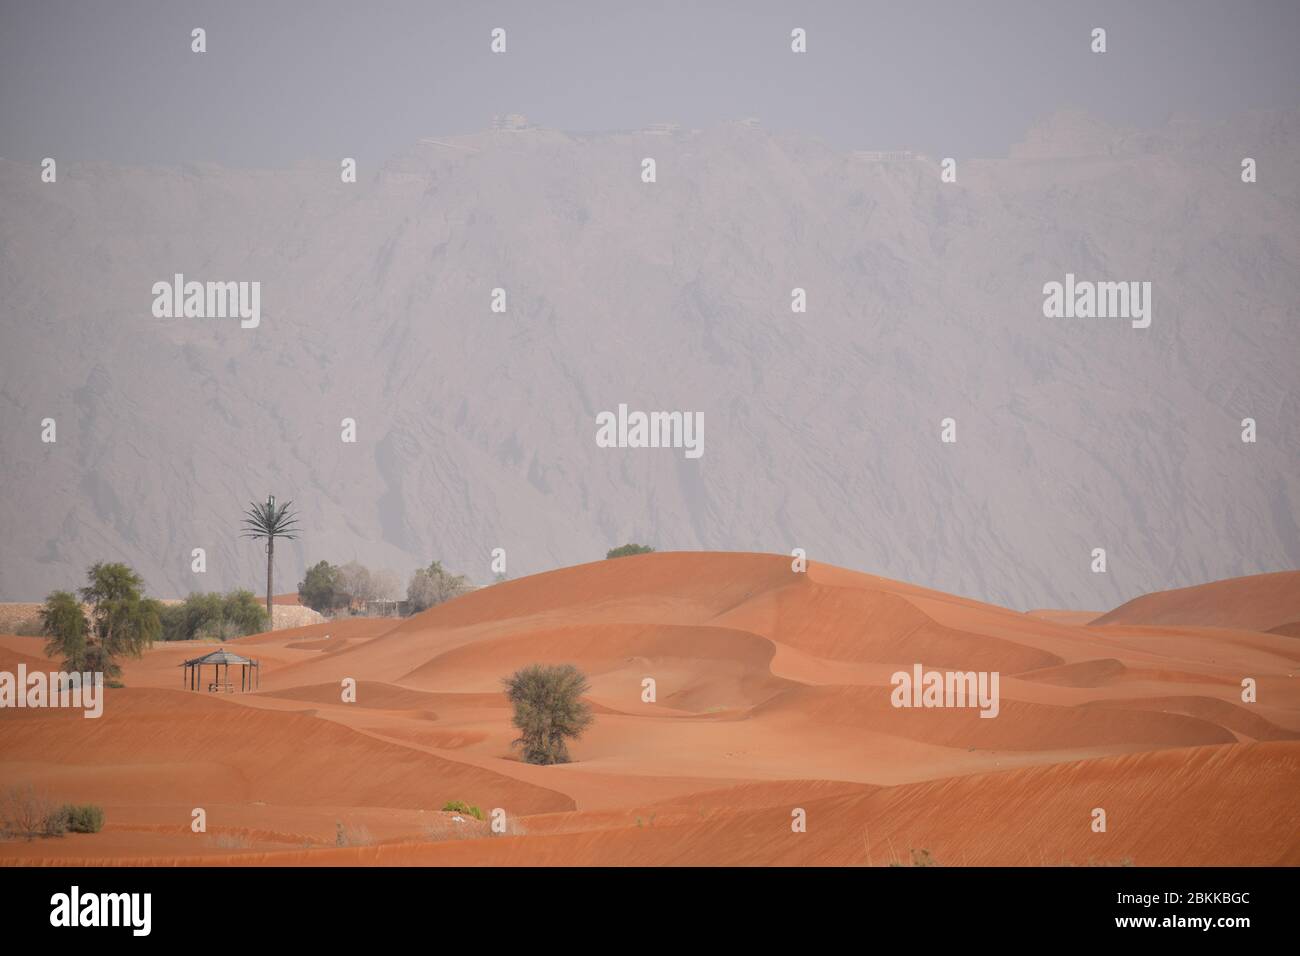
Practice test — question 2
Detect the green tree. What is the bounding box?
[160,590,269,641]
[241,494,300,620]
[80,562,161,667]
[406,560,469,613]
[40,590,89,669]
[220,589,269,637]
[42,563,160,683]
[502,664,594,765]
[158,603,188,642]
[298,560,340,613]
[606,543,655,559]
[161,592,221,641]
[335,561,375,612]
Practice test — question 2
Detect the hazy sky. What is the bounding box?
[2,0,1298,168]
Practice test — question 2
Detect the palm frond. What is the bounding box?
[240,498,300,540]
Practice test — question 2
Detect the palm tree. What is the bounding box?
[241,494,300,621]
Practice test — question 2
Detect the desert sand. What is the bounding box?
[1,552,1297,866]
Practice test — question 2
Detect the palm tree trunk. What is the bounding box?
[265,538,274,625]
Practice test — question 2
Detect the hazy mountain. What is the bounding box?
[1,109,1297,608]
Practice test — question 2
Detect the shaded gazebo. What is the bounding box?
[181,647,260,693]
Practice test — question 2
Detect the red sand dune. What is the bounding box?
[2,552,1297,866]
[1091,570,1300,632]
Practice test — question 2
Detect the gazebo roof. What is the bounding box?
[180,647,257,667]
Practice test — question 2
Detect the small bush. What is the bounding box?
[335,821,373,847]
[161,591,269,641]
[502,663,594,765]
[407,561,470,613]
[298,560,342,614]
[207,832,251,849]
[488,816,527,838]
[42,807,70,837]
[606,543,655,559]
[423,819,482,842]
[61,804,104,833]
[0,785,57,841]
[441,801,483,820]
[1067,857,1136,867]
[889,848,938,867]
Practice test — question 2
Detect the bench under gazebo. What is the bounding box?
[181,647,261,693]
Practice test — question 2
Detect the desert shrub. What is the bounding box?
[158,603,187,641]
[1067,858,1136,867]
[61,804,105,833]
[162,591,268,641]
[207,832,251,849]
[41,563,160,684]
[159,595,218,641]
[423,822,474,841]
[0,785,57,841]
[889,848,938,867]
[335,822,373,847]
[502,663,594,765]
[423,816,485,841]
[298,560,342,613]
[488,816,527,838]
[81,562,162,659]
[42,807,70,837]
[40,590,89,667]
[407,561,470,613]
[335,562,376,611]
[606,543,655,559]
[219,590,269,636]
[441,801,483,820]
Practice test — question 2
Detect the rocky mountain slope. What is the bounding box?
[1,109,1296,606]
